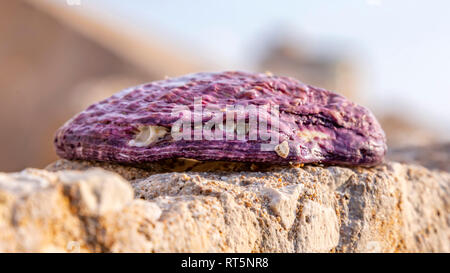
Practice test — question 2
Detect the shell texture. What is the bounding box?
[54,71,386,166]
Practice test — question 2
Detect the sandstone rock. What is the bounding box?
[0,168,132,252]
[0,161,448,252]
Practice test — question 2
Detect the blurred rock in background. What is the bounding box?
[388,143,450,173]
[379,114,439,148]
[257,31,357,101]
[0,0,206,171]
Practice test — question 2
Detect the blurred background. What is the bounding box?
[0,0,449,171]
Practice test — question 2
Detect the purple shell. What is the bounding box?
[54,71,386,166]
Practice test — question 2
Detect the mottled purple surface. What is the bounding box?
[54,71,387,166]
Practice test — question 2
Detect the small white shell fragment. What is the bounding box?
[128,125,168,147]
[275,140,290,158]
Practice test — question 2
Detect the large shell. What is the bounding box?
[54,71,386,166]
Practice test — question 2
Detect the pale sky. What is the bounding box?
[57,0,450,136]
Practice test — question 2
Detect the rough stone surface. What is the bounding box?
[0,168,133,252]
[0,161,448,252]
[54,71,386,166]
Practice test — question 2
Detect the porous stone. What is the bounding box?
[1,161,447,252]
[0,168,132,252]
